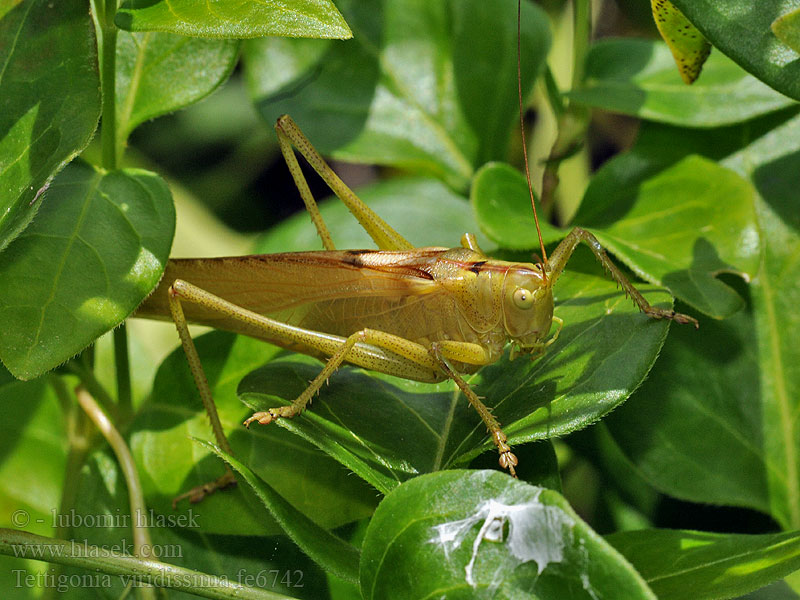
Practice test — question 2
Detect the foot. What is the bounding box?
[645,307,699,329]
[243,405,300,427]
[172,470,237,508]
[493,430,518,478]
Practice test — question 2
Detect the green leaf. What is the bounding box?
[131,331,380,536]
[607,528,800,600]
[723,113,800,529]
[568,38,796,127]
[360,470,656,599]
[202,440,361,584]
[115,0,352,39]
[116,32,239,142]
[605,112,800,530]
[0,369,65,527]
[473,155,759,319]
[0,0,101,252]
[471,162,566,250]
[0,365,70,596]
[245,0,551,191]
[669,0,800,101]
[772,7,800,54]
[578,155,758,319]
[0,161,175,379]
[605,303,769,514]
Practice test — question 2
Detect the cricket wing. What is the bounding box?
[134,249,450,345]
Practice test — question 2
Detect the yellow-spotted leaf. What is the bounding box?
[651,0,711,84]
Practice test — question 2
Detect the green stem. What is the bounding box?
[542,64,565,120]
[571,0,591,92]
[98,0,119,170]
[44,376,92,600]
[0,529,296,600]
[48,376,92,542]
[114,324,132,418]
[74,387,151,556]
[539,0,592,219]
[67,360,116,417]
[75,386,156,600]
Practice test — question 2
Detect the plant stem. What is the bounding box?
[94,0,135,434]
[75,386,156,600]
[114,323,133,418]
[540,0,592,221]
[45,376,93,600]
[68,360,116,417]
[48,376,93,542]
[571,0,591,93]
[98,0,119,170]
[0,529,294,600]
[74,387,150,555]
[542,65,565,120]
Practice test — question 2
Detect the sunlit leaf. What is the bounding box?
[608,528,800,600]
[650,0,711,84]
[0,0,100,252]
[116,32,239,142]
[669,0,800,101]
[0,162,174,379]
[361,471,656,599]
[115,0,352,39]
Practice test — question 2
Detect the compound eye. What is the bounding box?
[512,287,535,310]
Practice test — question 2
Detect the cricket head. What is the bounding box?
[501,265,559,359]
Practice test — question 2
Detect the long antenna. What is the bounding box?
[517,0,548,275]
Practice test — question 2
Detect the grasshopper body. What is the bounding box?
[137,246,555,380]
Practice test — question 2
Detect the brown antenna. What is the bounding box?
[517,0,548,278]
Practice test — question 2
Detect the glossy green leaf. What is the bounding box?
[0,0,100,252]
[578,155,758,319]
[203,441,361,584]
[360,470,656,599]
[238,178,672,492]
[605,304,769,514]
[0,365,68,596]
[669,0,800,101]
[568,38,796,127]
[473,156,759,319]
[471,162,566,250]
[739,580,800,599]
[0,369,64,527]
[130,331,380,536]
[0,161,175,379]
[772,7,800,54]
[606,112,800,530]
[245,0,551,191]
[724,114,800,529]
[607,528,800,600]
[116,32,239,142]
[115,0,352,39]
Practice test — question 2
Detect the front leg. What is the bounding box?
[547,227,699,328]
